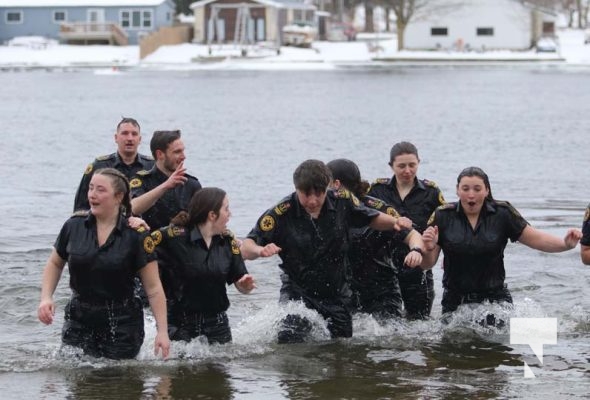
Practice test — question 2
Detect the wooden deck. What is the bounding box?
[59,23,128,46]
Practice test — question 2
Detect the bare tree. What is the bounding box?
[383,0,465,50]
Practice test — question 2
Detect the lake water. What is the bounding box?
[0,66,589,399]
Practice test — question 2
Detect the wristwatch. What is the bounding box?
[409,247,424,255]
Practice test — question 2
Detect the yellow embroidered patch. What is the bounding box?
[351,193,360,206]
[143,236,155,254]
[84,163,93,175]
[260,215,275,232]
[231,239,241,255]
[438,192,446,205]
[151,230,162,245]
[274,202,291,216]
[427,211,436,226]
[129,178,142,189]
[386,207,399,217]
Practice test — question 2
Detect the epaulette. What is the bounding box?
[273,201,291,216]
[139,153,154,161]
[437,203,456,211]
[222,229,235,238]
[334,188,351,199]
[135,169,151,176]
[372,178,390,185]
[423,179,438,188]
[71,210,89,218]
[95,153,115,162]
[584,206,590,223]
[166,225,186,238]
[364,197,385,211]
[494,200,523,218]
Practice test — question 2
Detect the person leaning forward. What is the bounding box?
[73,117,154,212]
[240,159,411,344]
[130,130,202,230]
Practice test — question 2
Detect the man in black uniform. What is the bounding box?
[368,141,445,319]
[73,117,154,211]
[241,159,410,343]
[130,130,202,230]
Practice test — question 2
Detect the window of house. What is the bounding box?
[120,9,153,29]
[53,10,67,23]
[476,27,494,36]
[6,11,23,24]
[431,27,448,36]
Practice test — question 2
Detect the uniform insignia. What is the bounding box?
[231,239,241,255]
[366,198,384,210]
[374,178,389,185]
[335,188,350,199]
[71,210,89,217]
[386,207,399,217]
[274,202,291,216]
[438,191,446,205]
[222,229,235,238]
[135,226,146,233]
[260,215,275,232]
[151,230,163,245]
[350,193,360,207]
[96,154,112,161]
[129,178,142,189]
[136,170,150,176]
[584,207,590,222]
[496,201,523,219]
[427,211,436,226]
[143,236,155,254]
[167,225,185,237]
[84,163,93,175]
[424,179,438,188]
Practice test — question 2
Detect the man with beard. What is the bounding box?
[130,130,201,230]
[73,117,154,211]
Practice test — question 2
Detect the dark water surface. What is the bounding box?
[0,67,589,398]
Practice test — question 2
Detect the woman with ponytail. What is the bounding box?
[38,168,169,359]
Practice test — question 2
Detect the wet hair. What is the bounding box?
[293,159,332,195]
[93,167,132,217]
[388,141,420,166]
[326,158,370,197]
[150,130,181,159]
[170,187,226,228]
[116,117,140,132]
[456,166,494,201]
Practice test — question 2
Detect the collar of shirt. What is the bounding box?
[455,199,497,215]
[190,226,223,247]
[391,176,426,192]
[83,211,127,234]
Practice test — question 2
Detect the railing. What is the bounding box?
[60,22,128,45]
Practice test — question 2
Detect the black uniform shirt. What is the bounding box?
[429,200,528,294]
[368,177,445,233]
[580,203,590,246]
[246,189,380,299]
[54,212,156,302]
[349,196,409,294]
[73,152,154,211]
[152,225,248,313]
[130,166,202,230]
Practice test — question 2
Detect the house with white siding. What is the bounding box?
[403,0,557,51]
[0,0,176,45]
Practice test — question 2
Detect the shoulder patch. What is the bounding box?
[222,229,235,238]
[386,206,399,217]
[259,215,275,232]
[71,210,89,217]
[438,191,446,205]
[136,169,150,176]
[351,193,360,206]
[231,239,241,255]
[584,206,590,223]
[335,188,350,199]
[95,154,113,161]
[151,230,163,245]
[129,178,142,189]
[273,201,291,216]
[84,163,93,175]
[143,236,155,254]
[365,197,384,210]
[427,211,436,226]
[135,226,146,233]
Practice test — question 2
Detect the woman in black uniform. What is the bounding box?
[38,168,169,359]
[327,158,425,320]
[152,187,255,344]
[422,166,581,315]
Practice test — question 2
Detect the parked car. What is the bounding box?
[327,22,357,42]
[282,21,317,48]
[536,37,557,53]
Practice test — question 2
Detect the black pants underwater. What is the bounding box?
[399,267,435,320]
[168,304,232,345]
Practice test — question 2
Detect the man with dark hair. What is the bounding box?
[241,159,411,343]
[130,130,201,230]
[73,117,154,211]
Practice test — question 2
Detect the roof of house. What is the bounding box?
[0,0,171,7]
[190,0,315,11]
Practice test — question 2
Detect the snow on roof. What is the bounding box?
[190,0,315,10]
[0,0,170,7]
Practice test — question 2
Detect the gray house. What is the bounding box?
[0,0,176,45]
